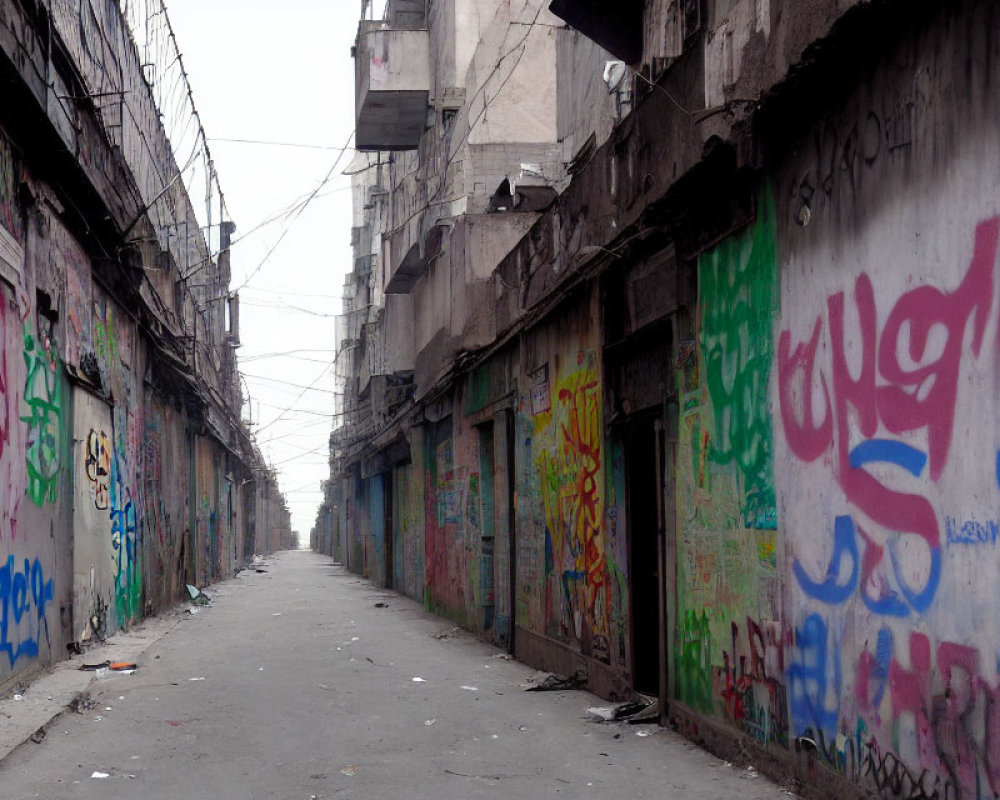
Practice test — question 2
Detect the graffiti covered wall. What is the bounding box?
[772,7,1000,796]
[0,279,59,678]
[70,288,144,637]
[675,188,786,744]
[423,416,473,625]
[515,289,625,668]
[396,427,426,603]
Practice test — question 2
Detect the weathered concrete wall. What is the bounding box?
[771,4,1000,794]
[142,395,189,615]
[395,427,426,602]
[554,28,618,182]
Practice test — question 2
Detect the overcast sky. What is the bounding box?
[166,1,361,540]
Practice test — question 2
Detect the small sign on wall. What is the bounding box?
[530,376,550,416]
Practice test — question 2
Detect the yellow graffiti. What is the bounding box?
[537,357,608,639]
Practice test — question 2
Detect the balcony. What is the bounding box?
[354,21,430,151]
[385,214,444,294]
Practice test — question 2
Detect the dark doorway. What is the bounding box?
[383,473,394,590]
[626,418,661,695]
[504,410,517,656]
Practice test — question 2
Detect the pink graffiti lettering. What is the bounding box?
[851,628,1000,797]
[780,217,1000,614]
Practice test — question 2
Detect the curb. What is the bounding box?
[0,603,195,765]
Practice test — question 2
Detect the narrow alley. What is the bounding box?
[0,551,790,799]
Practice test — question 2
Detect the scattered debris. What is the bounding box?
[254,569,268,574]
[186,608,199,616]
[424,719,436,726]
[587,696,657,723]
[166,721,182,727]
[741,766,759,780]
[12,694,23,701]
[29,727,46,744]
[90,771,110,779]
[79,661,110,672]
[109,662,137,672]
[188,677,206,681]
[272,613,282,617]
[412,677,426,683]
[431,627,462,640]
[186,584,211,605]
[89,613,107,642]
[525,671,586,692]
[460,685,478,692]
[340,765,359,777]
[627,699,660,724]
[491,653,513,660]
[374,602,388,608]
[70,694,95,714]
[636,729,657,737]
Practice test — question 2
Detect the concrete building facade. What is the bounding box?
[318,0,1000,796]
[0,0,290,691]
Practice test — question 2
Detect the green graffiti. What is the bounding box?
[21,326,62,506]
[698,189,778,530]
[677,609,714,713]
[93,303,118,373]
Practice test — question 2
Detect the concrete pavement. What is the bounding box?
[0,550,795,799]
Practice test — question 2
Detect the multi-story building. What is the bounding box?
[322,0,1000,795]
[0,0,289,690]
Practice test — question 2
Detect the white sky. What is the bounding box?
[166,1,360,539]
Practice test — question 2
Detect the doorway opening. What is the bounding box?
[626,418,661,695]
[383,472,394,590]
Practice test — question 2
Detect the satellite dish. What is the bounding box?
[603,60,627,93]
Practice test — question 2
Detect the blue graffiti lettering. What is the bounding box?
[889,535,940,615]
[870,627,892,708]
[946,517,1000,546]
[795,440,940,617]
[788,613,841,742]
[0,556,54,668]
[793,515,858,603]
[848,439,927,476]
